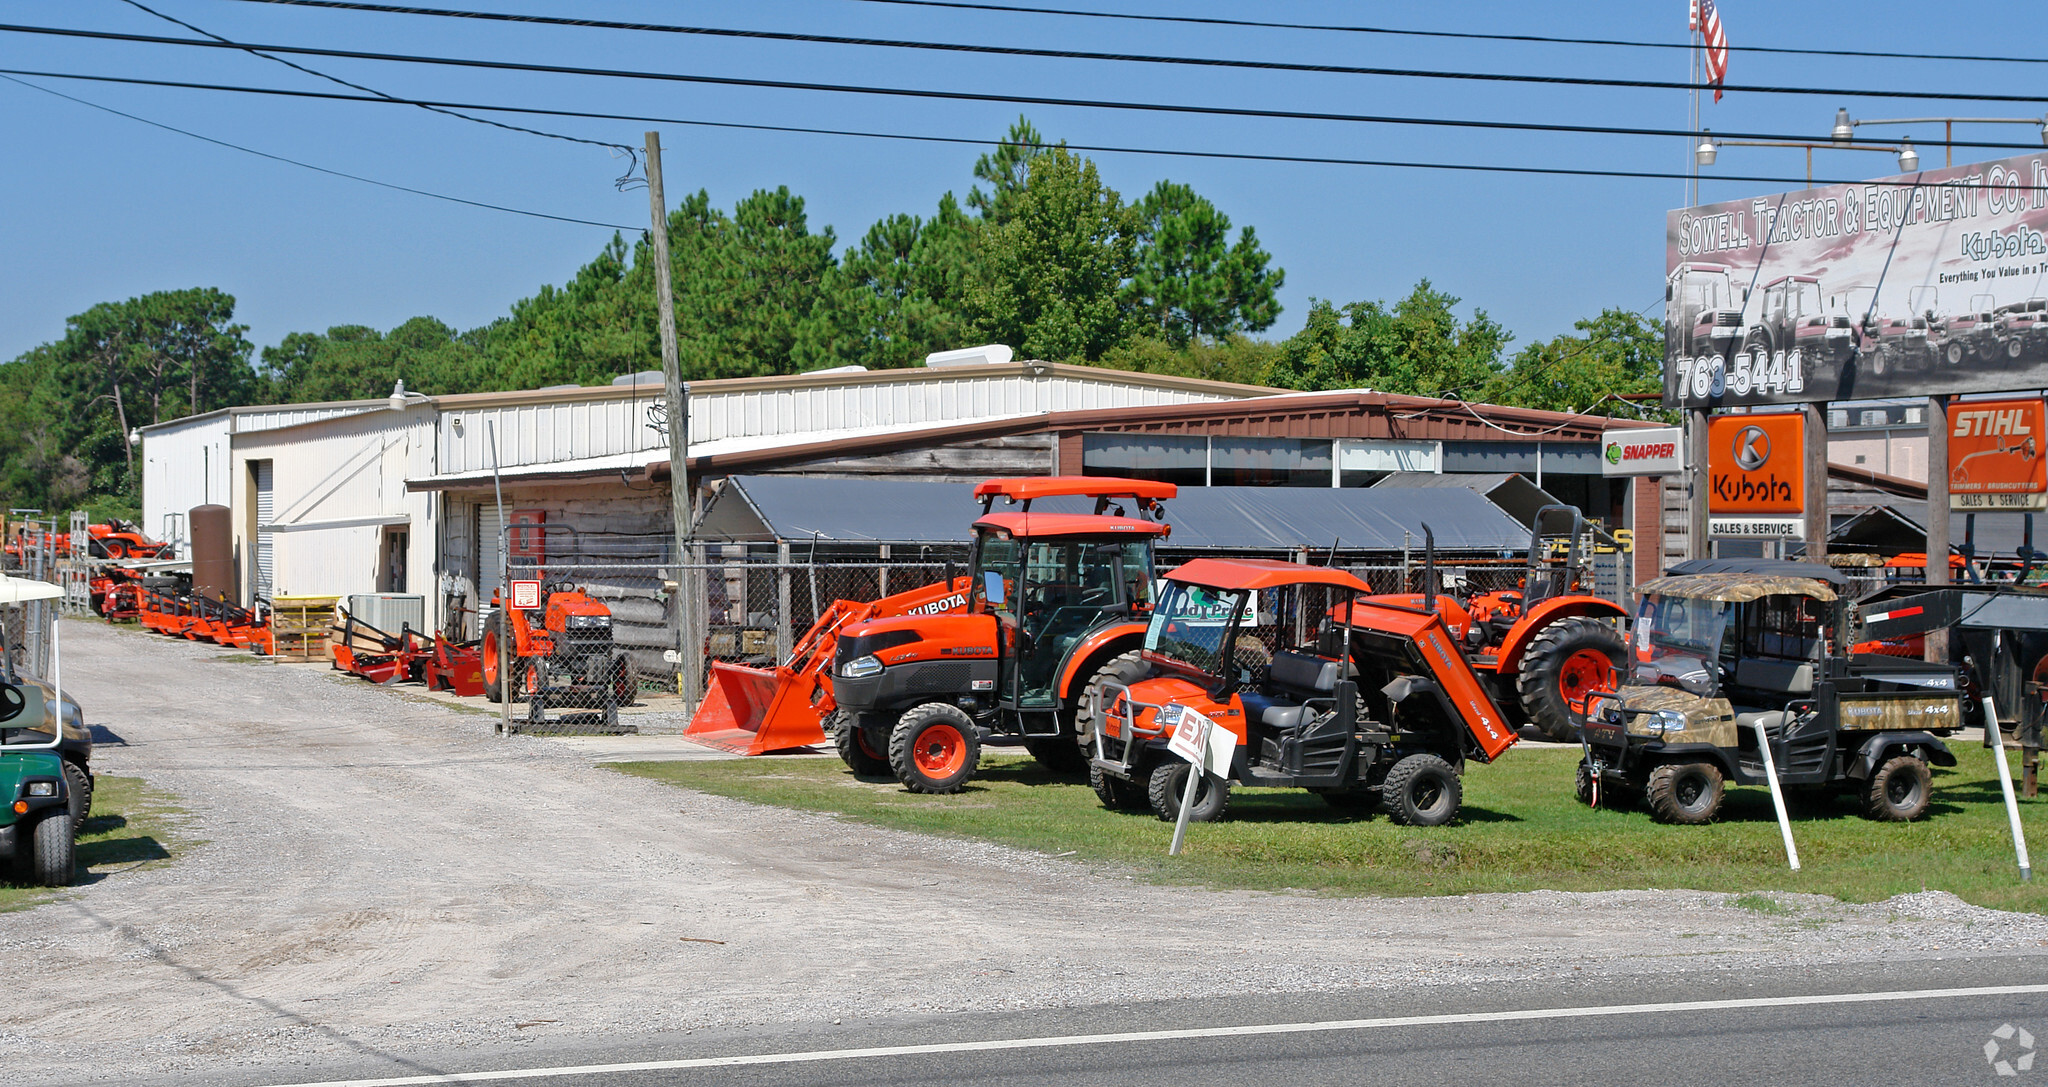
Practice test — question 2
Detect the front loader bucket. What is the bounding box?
[683,660,830,755]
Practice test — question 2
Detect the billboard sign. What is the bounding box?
[1666,152,2048,408]
[1948,397,2047,510]
[1600,426,1685,476]
[1708,413,1805,515]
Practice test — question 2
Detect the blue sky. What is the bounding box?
[2,0,2044,367]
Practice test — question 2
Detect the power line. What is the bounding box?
[228,0,2048,68]
[0,73,639,230]
[16,61,2048,166]
[10,66,2042,193]
[8,20,2048,105]
[113,0,640,176]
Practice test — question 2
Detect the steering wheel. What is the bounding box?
[0,683,25,723]
[1079,586,1113,607]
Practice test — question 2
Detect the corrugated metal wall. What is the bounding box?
[140,416,231,555]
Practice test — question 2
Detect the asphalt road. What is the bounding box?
[121,954,2048,1087]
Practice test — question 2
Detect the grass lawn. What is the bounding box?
[616,744,2048,914]
[0,775,187,910]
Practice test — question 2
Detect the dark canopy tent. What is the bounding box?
[696,476,1529,557]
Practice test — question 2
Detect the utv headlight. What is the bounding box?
[565,614,611,630]
[25,781,55,797]
[840,654,884,679]
[1648,710,1687,734]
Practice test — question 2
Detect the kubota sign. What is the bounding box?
[1949,397,2047,510]
[1708,413,1806,514]
[1600,426,1685,476]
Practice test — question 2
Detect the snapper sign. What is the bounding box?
[1600,426,1685,476]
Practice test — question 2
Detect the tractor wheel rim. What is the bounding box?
[1412,778,1443,812]
[1557,649,1616,713]
[914,723,967,777]
[482,635,498,681]
[1887,773,1920,807]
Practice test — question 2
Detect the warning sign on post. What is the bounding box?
[1949,398,2047,511]
[510,580,542,609]
[1160,703,1236,776]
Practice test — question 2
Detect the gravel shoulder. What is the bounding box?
[4,622,2046,1083]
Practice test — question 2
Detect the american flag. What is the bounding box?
[1691,0,1730,101]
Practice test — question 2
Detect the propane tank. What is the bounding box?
[189,504,234,604]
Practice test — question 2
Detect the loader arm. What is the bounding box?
[684,576,973,755]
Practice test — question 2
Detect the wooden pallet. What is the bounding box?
[273,594,339,662]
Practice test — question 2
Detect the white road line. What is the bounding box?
[265,983,2048,1087]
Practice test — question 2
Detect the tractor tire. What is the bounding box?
[1023,737,1088,777]
[1146,760,1230,824]
[1516,616,1627,742]
[1073,652,1149,763]
[2009,338,2026,360]
[62,760,92,824]
[26,811,74,887]
[889,703,981,794]
[103,540,128,561]
[482,616,510,703]
[1381,753,1462,827]
[1646,761,1724,824]
[1947,341,1964,365]
[831,710,891,777]
[1861,754,1932,822]
[1089,761,1150,812]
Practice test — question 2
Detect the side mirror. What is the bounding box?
[983,571,1006,606]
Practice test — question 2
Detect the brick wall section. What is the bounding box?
[1635,475,1667,583]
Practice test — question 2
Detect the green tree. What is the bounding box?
[1127,181,1284,347]
[964,147,1139,362]
[1490,308,1664,415]
[966,116,1052,223]
[1264,280,1510,396]
[674,186,837,379]
[797,196,979,370]
[260,316,486,403]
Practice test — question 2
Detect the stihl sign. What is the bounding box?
[1949,397,2047,511]
[1708,413,1805,515]
[1600,426,1685,476]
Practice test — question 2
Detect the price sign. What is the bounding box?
[510,580,542,609]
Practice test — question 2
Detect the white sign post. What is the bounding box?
[1161,704,1236,856]
[1746,716,1801,871]
[1985,696,2035,883]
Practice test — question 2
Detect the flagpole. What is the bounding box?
[1689,19,1700,208]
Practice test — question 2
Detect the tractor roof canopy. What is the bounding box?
[973,477,1177,502]
[1164,557,1370,593]
[973,512,1170,539]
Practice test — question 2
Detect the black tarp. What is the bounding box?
[699,475,1530,554]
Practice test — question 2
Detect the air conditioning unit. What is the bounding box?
[1860,410,1888,427]
[347,593,425,636]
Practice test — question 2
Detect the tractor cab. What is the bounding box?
[971,513,1160,709]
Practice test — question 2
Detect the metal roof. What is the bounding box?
[697,476,1529,553]
[1371,472,1560,529]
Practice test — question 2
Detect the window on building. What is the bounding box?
[1338,439,1439,487]
[1081,434,1207,486]
[1210,437,1333,486]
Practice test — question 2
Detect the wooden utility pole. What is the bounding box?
[1802,402,1828,562]
[1687,406,1711,559]
[646,131,695,701]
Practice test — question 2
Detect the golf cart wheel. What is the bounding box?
[1381,753,1462,827]
[1515,617,1626,742]
[889,703,981,794]
[1089,761,1150,812]
[1146,760,1230,824]
[831,710,891,777]
[1574,761,1597,807]
[62,760,92,824]
[1861,754,1932,822]
[1646,761,1724,824]
[26,811,75,887]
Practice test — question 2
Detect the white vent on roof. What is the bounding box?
[1829,410,1849,428]
[612,370,664,386]
[923,344,1015,368]
[1904,407,1925,424]
[803,365,869,375]
[539,384,582,392]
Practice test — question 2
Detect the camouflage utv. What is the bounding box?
[1580,559,1962,824]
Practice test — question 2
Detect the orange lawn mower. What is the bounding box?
[84,520,173,561]
[480,581,638,732]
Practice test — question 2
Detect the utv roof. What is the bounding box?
[973,477,1176,503]
[1162,557,1369,593]
[1665,558,1848,585]
[973,512,1170,539]
[1639,572,1839,603]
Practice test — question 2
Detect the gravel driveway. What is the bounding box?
[4,621,2045,1082]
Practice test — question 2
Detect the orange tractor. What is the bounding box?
[1366,505,1628,741]
[1086,558,1518,826]
[683,477,1175,792]
[85,520,173,561]
[480,581,637,731]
